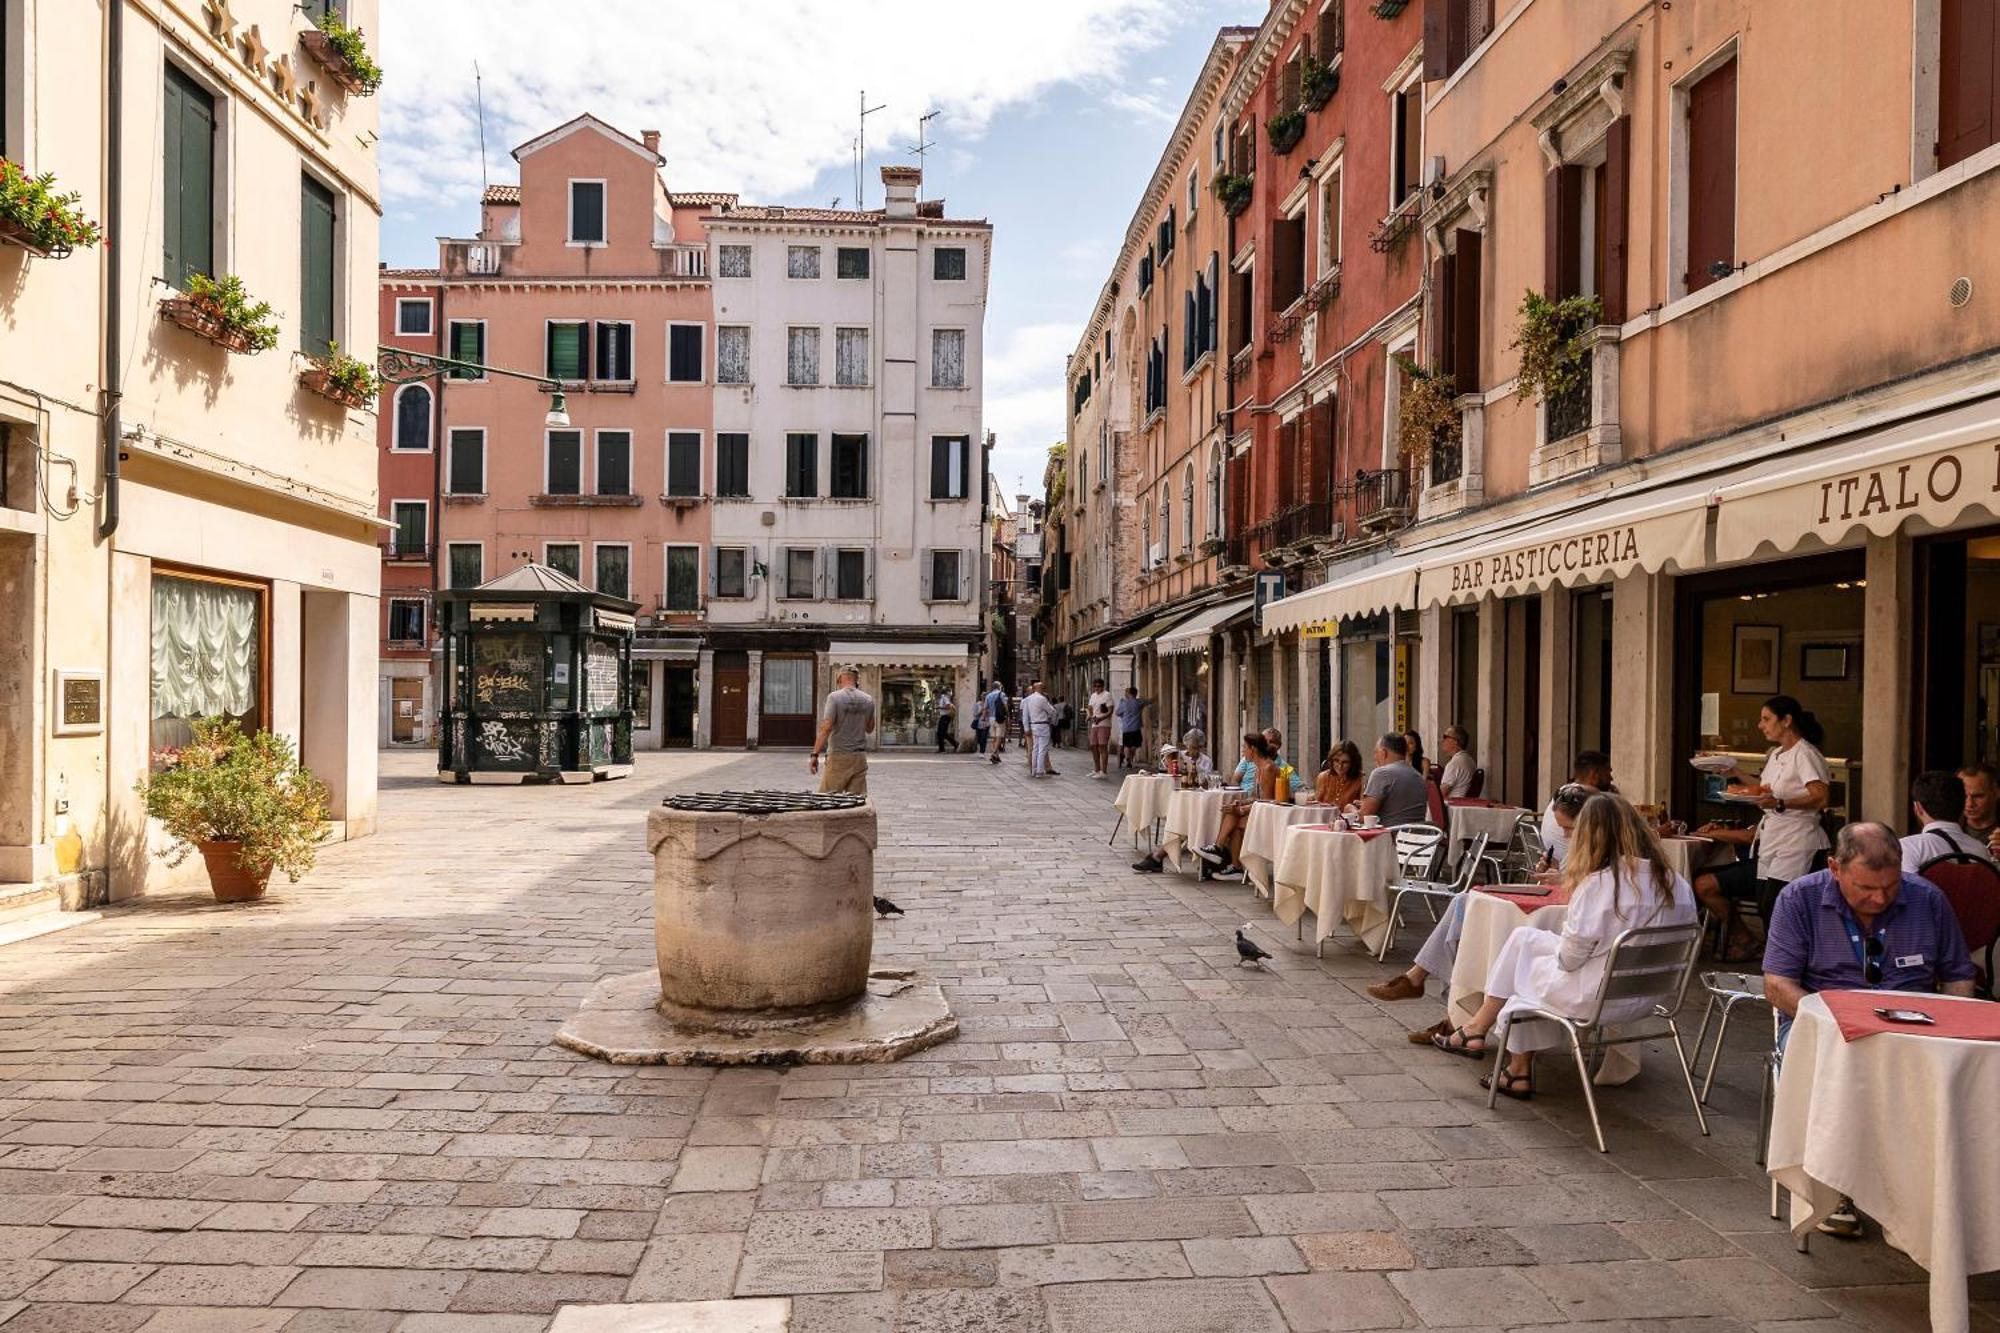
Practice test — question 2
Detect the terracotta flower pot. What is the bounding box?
[197,840,271,902]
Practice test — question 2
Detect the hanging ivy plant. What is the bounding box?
[1266,110,1306,155]
[1509,289,1603,403]
[1302,56,1340,109]
[1211,172,1254,215]
[1392,353,1461,469]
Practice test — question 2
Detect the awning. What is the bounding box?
[1712,394,2000,563]
[1418,473,1713,606]
[1260,553,1423,638]
[633,636,702,663]
[828,641,970,670]
[1107,610,1194,654]
[1156,596,1255,655]
[470,603,536,623]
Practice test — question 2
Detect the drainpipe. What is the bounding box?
[97,0,123,539]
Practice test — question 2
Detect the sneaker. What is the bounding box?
[1131,856,1163,873]
[1210,866,1245,882]
[1816,1198,1863,1238]
[1196,844,1227,866]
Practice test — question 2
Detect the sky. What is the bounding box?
[375,0,1250,499]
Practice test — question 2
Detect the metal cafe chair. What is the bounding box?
[1376,830,1486,962]
[1689,969,1771,1102]
[1485,921,1710,1153]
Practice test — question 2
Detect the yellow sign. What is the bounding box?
[1301,619,1340,640]
[1393,642,1410,733]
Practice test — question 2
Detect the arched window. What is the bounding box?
[1182,462,1195,548]
[1208,443,1225,539]
[1141,508,1152,567]
[1159,490,1172,556]
[393,383,432,452]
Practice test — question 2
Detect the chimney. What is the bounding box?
[881,165,920,218]
[641,129,661,157]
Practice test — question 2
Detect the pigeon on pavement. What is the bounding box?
[873,896,905,918]
[1235,926,1272,968]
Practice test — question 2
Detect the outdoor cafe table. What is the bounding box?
[1161,787,1228,870]
[1768,990,2000,1333]
[1660,834,1730,883]
[1242,801,1339,898]
[1113,773,1173,846]
[1272,824,1400,952]
[1446,799,1532,851]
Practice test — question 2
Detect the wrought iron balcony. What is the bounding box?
[381,539,430,562]
[1268,499,1336,551]
[1354,468,1411,532]
[1545,362,1593,445]
[1221,533,1252,572]
[1428,438,1464,487]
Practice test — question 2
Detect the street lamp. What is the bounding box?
[376,347,571,425]
[545,390,570,428]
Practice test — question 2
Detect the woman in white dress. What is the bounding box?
[1431,793,1697,1099]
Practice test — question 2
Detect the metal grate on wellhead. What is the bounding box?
[661,790,867,814]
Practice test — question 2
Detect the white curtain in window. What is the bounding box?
[835,328,869,386]
[787,246,820,279]
[787,328,820,385]
[718,245,751,277]
[717,326,749,384]
[931,329,965,388]
[762,657,814,713]
[151,575,259,744]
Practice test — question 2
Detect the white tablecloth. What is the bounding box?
[1161,788,1228,870]
[1272,826,1400,950]
[1242,802,1339,898]
[1659,835,1731,883]
[1446,802,1532,852]
[1115,774,1174,843]
[1768,991,2000,1333]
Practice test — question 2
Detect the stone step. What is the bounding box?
[0,881,101,948]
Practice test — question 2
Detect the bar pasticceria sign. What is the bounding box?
[1445,525,1642,596]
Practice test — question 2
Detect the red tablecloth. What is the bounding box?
[1475,883,1568,913]
[1819,989,2000,1042]
[1292,823,1389,841]
[1447,798,1498,808]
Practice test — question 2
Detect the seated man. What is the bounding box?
[1900,769,1996,870]
[1959,762,2000,854]
[1359,733,1429,828]
[1763,821,1976,1237]
[1438,725,1476,798]
[1542,750,1614,867]
[1368,783,1589,1042]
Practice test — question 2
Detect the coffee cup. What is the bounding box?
[1361,814,1381,829]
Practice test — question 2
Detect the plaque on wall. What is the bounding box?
[53,670,104,736]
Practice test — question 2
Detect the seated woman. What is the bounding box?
[1430,793,1697,1099]
[1369,784,1589,1042]
[1195,734,1288,882]
[1315,740,1367,808]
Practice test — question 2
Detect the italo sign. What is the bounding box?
[1812,446,2000,529]
[1444,524,1642,595]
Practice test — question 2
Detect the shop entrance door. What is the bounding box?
[712,651,748,748]
[390,678,423,744]
[664,666,697,748]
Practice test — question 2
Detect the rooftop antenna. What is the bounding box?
[474,61,489,193]
[855,90,886,208]
[903,109,941,200]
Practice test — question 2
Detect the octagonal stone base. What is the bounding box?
[554,967,956,1066]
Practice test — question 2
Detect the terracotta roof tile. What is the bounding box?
[482,184,521,204]
[670,190,739,207]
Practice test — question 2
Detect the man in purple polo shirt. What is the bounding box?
[1762,821,1976,1237]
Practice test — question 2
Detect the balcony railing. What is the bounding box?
[1428,438,1464,487]
[381,539,430,562]
[1354,467,1411,531]
[1268,498,1335,550]
[1545,359,1593,444]
[1222,533,1251,571]
[441,238,517,277]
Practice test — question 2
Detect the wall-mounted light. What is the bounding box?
[545,391,570,427]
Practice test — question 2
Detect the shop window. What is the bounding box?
[447,543,483,588]
[667,323,704,383]
[664,546,700,611]
[568,179,605,244]
[762,656,815,712]
[546,429,582,495]
[594,545,630,599]
[545,543,581,580]
[715,433,749,497]
[835,549,868,600]
[392,384,431,451]
[447,427,484,494]
[714,547,747,599]
[162,63,216,289]
[717,244,751,277]
[299,174,336,357]
[596,430,632,496]
[717,325,750,384]
[934,246,967,281]
[594,321,633,382]
[836,246,870,279]
[785,433,817,498]
[830,433,868,499]
[666,431,702,497]
[151,571,263,751]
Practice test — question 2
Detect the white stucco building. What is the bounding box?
[695,167,990,748]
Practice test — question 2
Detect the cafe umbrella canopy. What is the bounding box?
[435,563,640,784]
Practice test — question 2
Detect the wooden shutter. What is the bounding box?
[1277,418,1299,501]
[1544,164,1582,299]
[1307,398,1336,504]
[1428,255,1454,373]
[1940,0,2000,169]
[300,175,336,356]
[1452,228,1481,395]
[163,65,215,287]
[930,438,949,499]
[1270,216,1302,311]
[547,323,584,380]
[1600,116,1631,322]
[1319,0,1345,56]
[1423,0,1452,80]
[1685,57,1738,292]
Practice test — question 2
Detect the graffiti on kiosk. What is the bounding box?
[479,720,529,763]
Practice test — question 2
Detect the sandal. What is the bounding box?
[1480,1067,1535,1100]
[1430,1026,1488,1058]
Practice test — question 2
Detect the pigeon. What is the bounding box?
[873,896,905,919]
[1235,926,1271,968]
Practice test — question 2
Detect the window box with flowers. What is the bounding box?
[1266,110,1306,155]
[1212,172,1254,217]
[160,272,280,355]
[298,11,384,97]
[299,342,379,409]
[1302,56,1341,110]
[0,159,101,259]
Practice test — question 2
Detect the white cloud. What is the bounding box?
[982,321,1083,492]
[379,1,1188,208]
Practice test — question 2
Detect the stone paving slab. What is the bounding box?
[0,748,1989,1330]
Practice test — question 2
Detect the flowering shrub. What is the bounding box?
[315,12,384,95]
[138,718,330,881]
[0,158,101,254]
[1510,290,1604,403]
[310,341,380,400]
[1392,353,1462,469]
[183,272,280,352]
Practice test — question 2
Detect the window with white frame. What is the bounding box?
[387,597,425,643]
[395,298,432,336]
[389,500,426,556]
[594,544,631,599]
[545,429,582,495]
[786,245,820,279]
[547,320,588,381]
[568,179,606,244]
[929,435,970,500]
[667,323,704,383]
[834,327,869,386]
[834,549,868,601]
[717,243,751,277]
[1186,170,1198,219]
[1159,490,1172,557]
[666,431,702,497]
[663,545,700,611]
[836,246,870,279]
[392,383,432,451]
[786,327,820,385]
[717,325,750,384]
[931,329,965,388]
[925,548,963,601]
[714,433,749,497]
[933,246,967,281]
[1141,508,1153,567]
[447,427,484,495]
[1181,463,1195,548]
[714,546,748,599]
[545,543,581,580]
[596,430,632,496]
[1208,443,1224,539]
[1390,68,1423,210]
[785,432,817,497]
[781,547,818,599]
[446,320,485,379]
[446,542,483,589]
[594,320,634,382]
[1317,161,1343,277]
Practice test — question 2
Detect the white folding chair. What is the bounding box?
[1485,921,1710,1153]
[1375,828,1483,962]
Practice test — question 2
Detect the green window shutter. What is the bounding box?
[547,322,584,380]
[450,321,484,378]
[300,175,337,356]
[164,65,215,289]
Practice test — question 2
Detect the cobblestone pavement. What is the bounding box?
[0,747,1991,1332]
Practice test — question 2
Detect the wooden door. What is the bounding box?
[712,651,748,748]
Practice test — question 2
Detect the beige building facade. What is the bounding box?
[1,0,380,918]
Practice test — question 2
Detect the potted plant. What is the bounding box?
[300,340,379,408]
[0,158,101,258]
[1266,109,1307,155]
[138,718,330,902]
[1212,171,1255,216]
[1509,289,1604,403]
[298,10,384,97]
[1302,55,1341,109]
[160,272,280,354]
[1393,353,1462,472]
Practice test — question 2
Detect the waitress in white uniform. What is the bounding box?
[1693,694,1833,957]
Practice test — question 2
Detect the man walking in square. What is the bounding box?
[1087,678,1116,779]
[1021,680,1060,777]
[809,668,876,796]
[1113,686,1150,771]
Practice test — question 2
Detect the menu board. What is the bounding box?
[585,642,620,712]
[472,633,542,711]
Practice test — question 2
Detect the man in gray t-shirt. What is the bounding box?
[810,669,877,795]
[1360,733,1430,827]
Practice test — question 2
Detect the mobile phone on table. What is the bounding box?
[1873,1007,1935,1024]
